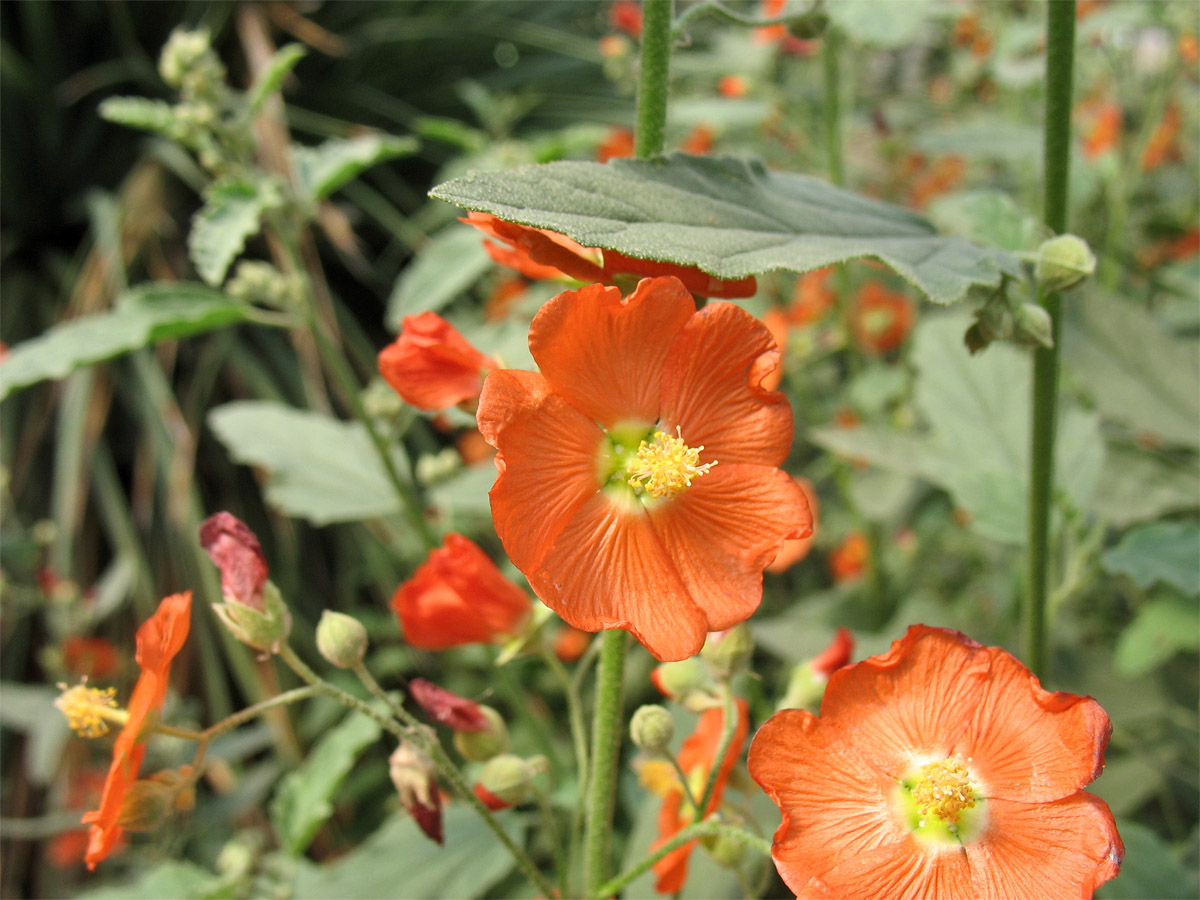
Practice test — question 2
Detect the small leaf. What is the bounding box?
[431,155,1018,306]
[0,683,70,786]
[247,43,306,112]
[1089,443,1200,527]
[189,178,280,286]
[270,710,382,855]
[1102,522,1200,595]
[1113,596,1200,676]
[293,135,419,203]
[290,804,527,900]
[207,401,408,525]
[927,190,1041,254]
[0,284,252,401]
[386,225,492,329]
[98,96,178,138]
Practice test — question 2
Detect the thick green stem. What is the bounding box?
[1026,0,1076,680]
[635,0,673,158]
[584,629,629,896]
[595,818,772,899]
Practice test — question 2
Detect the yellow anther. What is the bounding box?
[55,681,122,738]
[626,427,716,499]
[910,759,977,824]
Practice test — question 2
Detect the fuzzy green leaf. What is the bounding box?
[0,284,251,401]
[98,96,178,138]
[189,178,280,285]
[430,154,1018,305]
[248,43,307,112]
[293,135,419,203]
[1113,597,1200,677]
[386,225,492,329]
[1102,522,1200,595]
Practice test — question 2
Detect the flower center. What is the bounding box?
[895,756,988,845]
[625,427,717,500]
[910,759,976,824]
[55,681,124,738]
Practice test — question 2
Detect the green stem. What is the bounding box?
[635,0,673,158]
[584,629,629,897]
[1026,0,1076,680]
[541,647,591,897]
[595,818,772,899]
[695,684,736,816]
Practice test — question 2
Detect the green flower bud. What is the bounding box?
[1012,303,1054,349]
[454,706,509,762]
[630,704,675,754]
[213,581,292,654]
[702,831,747,868]
[478,754,537,807]
[315,611,368,669]
[159,29,213,89]
[652,657,714,706]
[1035,234,1096,292]
[701,624,755,680]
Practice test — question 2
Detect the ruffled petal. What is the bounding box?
[526,492,708,661]
[967,794,1124,899]
[529,279,694,428]
[659,301,793,466]
[477,369,606,573]
[647,465,811,631]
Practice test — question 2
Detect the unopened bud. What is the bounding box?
[213,581,292,653]
[454,706,509,761]
[477,754,537,807]
[1012,303,1054,349]
[117,767,193,833]
[651,657,714,705]
[1035,234,1095,292]
[159,29,213,88]
[389,739,443,845]
[315,611,368,669]
[701,624,755,680]
[630,704,675,754]
[702,831,748,868]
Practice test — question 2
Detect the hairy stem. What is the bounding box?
[584,629,629,896]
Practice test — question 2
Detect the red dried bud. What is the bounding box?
[410,679,489,732]
[199,512,268,612]
[389,741,443,845]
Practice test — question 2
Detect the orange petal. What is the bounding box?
[526,492,708,662]
[648,465,811,631]
[477,369,605,573]
[600,250,758,299]
[659,301,793,467]
[529,279,694,428]
[791,838,973,900]
[967,794,1123,899]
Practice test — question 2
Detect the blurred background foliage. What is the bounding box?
[1,1,1197,898]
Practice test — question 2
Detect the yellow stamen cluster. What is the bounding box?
[910,759,977,825]
[626,427,717,499]
[55,681,120,738]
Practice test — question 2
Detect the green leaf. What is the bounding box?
[189,178,280,286]
[1103,522,1200,595]
[430,154,1019,306]
[290,804,527,899]
[270,710,382,855]
[1088,443,1200,527]
[1096,821,1197,900]
[207,401,407,525]
[293,134,419,203]
[1113,596,1200,676]
[1064,292,1200,448]
[75,861,231,900]
[98,96,178,138]
[826,0,935,46]
[247,43,306,112]
[926,190,1041,254]
[0,683,70,786]
[0,284,252,401]
[386,225,492,329]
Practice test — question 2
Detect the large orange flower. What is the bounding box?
[82,591,192,870]
[748,625,1123,900]
[391,533,531,650]
[462,212,758,299]
[476,276,812,661]
[652,699,750,893]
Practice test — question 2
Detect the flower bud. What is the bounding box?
[315,611,368,669]
[410,678,489,732]
[651,657,714,704]
[116,767,193,833]
[1035,234,1096,292]
[454,706,509,762]
[702,831,747,868]
[199,512,269,612]
[476,754,537,808]
[630,704,675,754]
[701,624,755,680]
[1012,303,1054,349]
[389,740,443,845]
[212,581,292,654]
[158,28,213,88]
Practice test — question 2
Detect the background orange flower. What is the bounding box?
[749,625,1123,899]
[378,312,496,411]
[850,281,915,355]
[83,591,192,870]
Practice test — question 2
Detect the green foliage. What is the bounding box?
[1096,821,1198,900]
[386,225,493,329]
[97,97,179,139]
[247,44,307,113]
[75,861,232,900]
[270,710,382,855]
[207,401,408,526]
[431,154,1020,305]
[0,284,253,401]
[826,0,936,47]
[0,684,70,786]
[1103,522,1200,595]
[292,135,419,204]
[1114,596,1200,676]
[189,178,282,286]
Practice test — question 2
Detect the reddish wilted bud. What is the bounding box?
[389,740,443,845]
[409,678,489,732]
[198,512,268,612]
[474,782,511,811]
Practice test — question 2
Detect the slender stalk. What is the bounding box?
[695,684,736,816]
[634,0,673,158]
[1026,0,1076,680]
[595,818,772,899]
[823,25,845,189]
[542,647,591,897]
[583,629,629,896]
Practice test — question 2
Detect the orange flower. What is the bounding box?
[787,267,837,326]
[463,211,758,299]
[476,277,812,661]
[829,531,869,583]
[1140,102,1181,172]
[609,0,642,38]
[680,123,715,155]
[391,533,531,650]
[63,636,121,680]
[908,155,967,210]
[82,592,192,870]
[766,477,819,573]
[759,307,789,392]
[748,625,1123,899]
[850,281,915,355]
[597,126,636,162]
[1081,101,1122,158]
[378,312,497,411]
[484,274,529,321]
[809,626,854,680]
[652,699,751,893]
[718,74,748,98]
[553,625,592,662]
